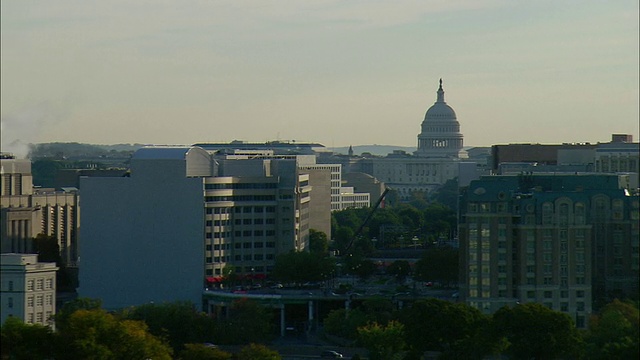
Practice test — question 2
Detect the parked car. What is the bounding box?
[321,350,344,358]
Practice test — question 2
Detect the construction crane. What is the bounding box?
[344,187,391,252]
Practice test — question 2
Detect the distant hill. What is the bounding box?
[328,145,416,156]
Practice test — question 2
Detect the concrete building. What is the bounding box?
[1,253,58,327]
[1,156,80,267]
[79,146,314,308]
[459,174,639,328]
[79,147,208,309]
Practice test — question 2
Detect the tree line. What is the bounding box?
[324,297,639,360]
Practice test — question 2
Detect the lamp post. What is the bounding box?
[412,236,419,249]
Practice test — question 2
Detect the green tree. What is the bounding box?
[386,260,411,283]
[57,308,173,360]
[32,233,75,290]
[236,343,281,360]
[492,303,584,360]
[215,299,274,344]
[334,226,355,254]
[431,178,459,212]
[357,321,406,360]
[586,299,639,359]
[272,251,336,284]
[354,259,378,281]
[55,297,103,332]
[398,299,498,359]
[1,317,55,360]
[122,301,216,353]
[309,229,329,254]
[179,343,232,360]
[413,246,459,287]
[323,308,369,340]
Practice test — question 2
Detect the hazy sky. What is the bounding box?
[1,0,638,153]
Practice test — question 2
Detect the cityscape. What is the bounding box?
[1,1,638,359]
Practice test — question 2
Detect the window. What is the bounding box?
[27,296,34,307]
[577,302,585,311]
[527,291,535,298]
[544,291,552,298]
[27,280,34,291]
[7,297,13,308]
[576,290,585,298]
[46,294,53,305]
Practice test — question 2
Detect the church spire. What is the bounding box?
[437,78,445,103]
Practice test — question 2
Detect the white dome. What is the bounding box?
[425,102,457,121]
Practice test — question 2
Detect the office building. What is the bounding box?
[1,155,80,267]
[0,253,58,327]
[79,146,313,308]
[459,173,639,328]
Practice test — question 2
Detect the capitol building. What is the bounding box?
[345,79,477,200]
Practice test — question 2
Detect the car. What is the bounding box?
[320,350,344,358]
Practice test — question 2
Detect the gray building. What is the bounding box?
[79,146,314,308]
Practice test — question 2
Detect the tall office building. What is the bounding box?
[459,173,639,328]
[79,146,313,308]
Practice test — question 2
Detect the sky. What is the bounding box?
[1,0,638,155]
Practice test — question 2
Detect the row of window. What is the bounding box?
[25,278,54,291]
[206,206,277,214]
[26,294,54,307]
[206,230,278,238]
[206,253,275,263]
[204,183,277,190]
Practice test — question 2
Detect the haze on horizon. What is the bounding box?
[1,0,638,155]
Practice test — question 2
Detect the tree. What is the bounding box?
[179,343,232,360]
[236,343,281,360]
[397,298,498,359]
[413,246,459,287]
[272,251,336,284]
[33,233,75,290]
[122,301,216,353]
[386,260,411,283]
[353,259,378,281]
[323,308,368,340]
[1,317,55,360]
[333,226,355,254]
[215,299,274,344]
[56,308,173,360]
[586,299,639,359]
[357,321,406,360]
[309,229,329,254]
[55,297,103,332]
[492,303,584,360]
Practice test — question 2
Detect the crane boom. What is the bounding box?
[344,187,390,252]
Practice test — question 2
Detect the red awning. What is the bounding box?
[206,276,223,283]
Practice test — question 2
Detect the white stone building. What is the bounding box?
[0,253,58,327]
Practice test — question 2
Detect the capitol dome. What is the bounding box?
[415,79,464,158]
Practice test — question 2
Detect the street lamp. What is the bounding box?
[412,236,419,249]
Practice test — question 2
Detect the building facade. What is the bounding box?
[1,156,80,267]
[79,147,314,308]
[459,174,639,328]
[0,253,58,327]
